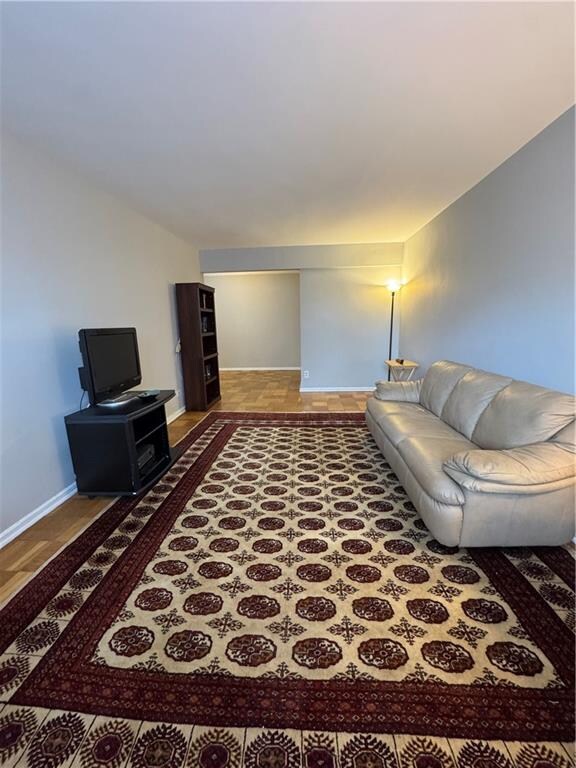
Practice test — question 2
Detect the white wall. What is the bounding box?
[204,272,300,369]
[201,244,405,390]
[0,135,201,538]
[300,267,402,390]
[401,107,575,393]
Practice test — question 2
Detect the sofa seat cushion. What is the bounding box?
[366,397,426,424]
[396,436,476,505]
[377,406,466,448]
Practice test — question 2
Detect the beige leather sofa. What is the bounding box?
[365,361,575,547]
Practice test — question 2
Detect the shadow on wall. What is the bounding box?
[48,329,85,489]
[169,282,185,402]
[53,327,83,408]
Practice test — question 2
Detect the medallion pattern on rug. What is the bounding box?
[0,412,574,767]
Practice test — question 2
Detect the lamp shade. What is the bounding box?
[385,279,403,293]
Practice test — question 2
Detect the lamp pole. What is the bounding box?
[387,289,396,381]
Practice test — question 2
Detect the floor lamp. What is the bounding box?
[386,280,403,380]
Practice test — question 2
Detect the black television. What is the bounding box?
[79,328,142,405]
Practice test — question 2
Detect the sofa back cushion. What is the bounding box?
[440,369,512,439]
[419,361,472,417]
[472,380,576,449]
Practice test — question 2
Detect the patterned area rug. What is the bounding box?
[0,411,574,768]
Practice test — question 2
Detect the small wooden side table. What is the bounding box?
[385,359,419,381]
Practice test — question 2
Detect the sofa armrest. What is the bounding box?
[444,442,576,494]
[374,379,422,403]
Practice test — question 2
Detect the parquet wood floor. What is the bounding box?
[0,371,371,603]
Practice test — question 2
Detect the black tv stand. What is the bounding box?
[65,390,176,497]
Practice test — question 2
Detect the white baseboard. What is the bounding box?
[221,367,301,371]
[300,386,374,392]
[167,406,186,423]
[0,481,78,550]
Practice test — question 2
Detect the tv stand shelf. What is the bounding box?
[65,390,176,497]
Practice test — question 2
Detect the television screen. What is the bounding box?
[79,328,141,402]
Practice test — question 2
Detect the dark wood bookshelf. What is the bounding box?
[175,282,221,411]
